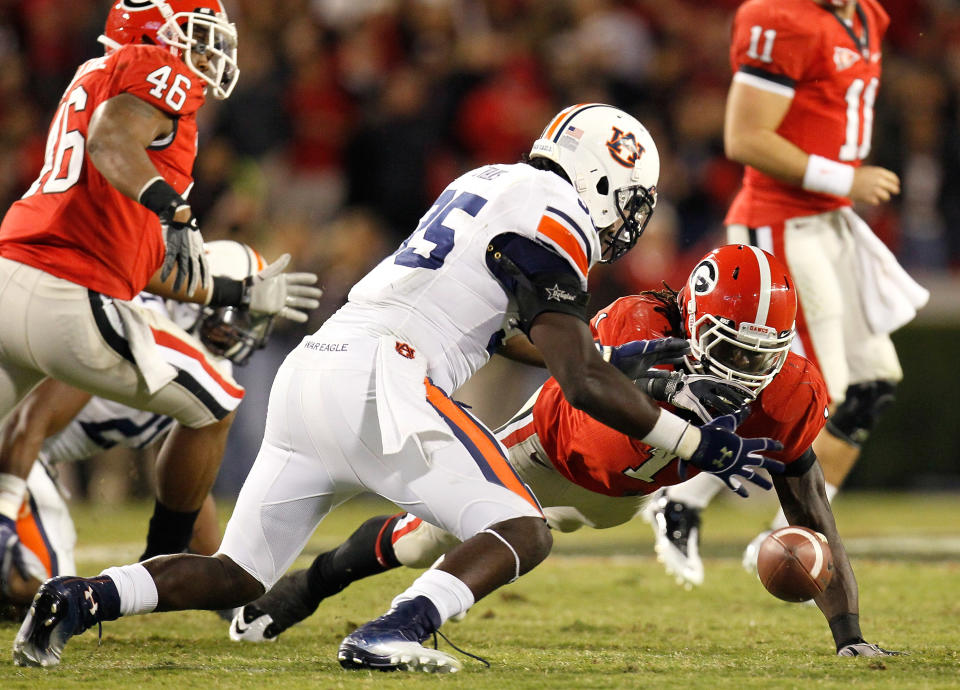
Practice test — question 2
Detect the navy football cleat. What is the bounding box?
[338,596,461,673]
[13,576,105,667]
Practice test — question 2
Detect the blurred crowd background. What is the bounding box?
[1,0,957,499]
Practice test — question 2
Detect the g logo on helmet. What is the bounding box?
[119,0,158,10]
[690,258,719,295]
[606,127,645,168]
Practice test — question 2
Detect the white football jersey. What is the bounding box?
[324,163,600,393]
[38,395,176,466]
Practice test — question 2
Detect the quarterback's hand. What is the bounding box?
[850,166,900,205]
[837,641,905,657]
[0,515,46,597]
[600,337,691,381]
[160,206,208,296]
[638,371,754,422]
[679,411,784,497]
[244,253,323,323]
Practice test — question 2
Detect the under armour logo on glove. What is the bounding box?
[680,410,784,497]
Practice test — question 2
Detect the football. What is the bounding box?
[757,526,834,602]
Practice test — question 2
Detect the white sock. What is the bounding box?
[391,568,475,624]
[825,481,839,502]
[0,473,27,519]
[770,482,840,530]
[666,472,725,509]
[100,563,159,616]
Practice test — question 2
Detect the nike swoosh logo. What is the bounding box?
[232,617,249,635]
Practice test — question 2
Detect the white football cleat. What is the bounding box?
[642,489,704,588]
[229,605,277,643]
[741,529,772,575]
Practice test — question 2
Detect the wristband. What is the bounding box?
[138,176,186,221]
[802,154,854,197]
[207,275,246,308]
[640,409,701,459]
[829,613,863,650]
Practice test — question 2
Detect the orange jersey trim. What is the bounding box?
[537,214,589,277]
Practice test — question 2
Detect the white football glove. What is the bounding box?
[837,642,904,657]
[245,254,323,324]
[637,370,754,422]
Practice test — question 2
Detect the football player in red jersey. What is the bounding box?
[652,0,929,578]
[0,1,321,591]
[229,245,899,658]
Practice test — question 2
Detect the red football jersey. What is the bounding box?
[725,0,889,227]
[532,295,829,497]
[0,44,205,300]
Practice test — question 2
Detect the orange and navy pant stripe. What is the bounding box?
[16,494,57,578]
[424,379,542,515]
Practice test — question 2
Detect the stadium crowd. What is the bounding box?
[0,0,952,493]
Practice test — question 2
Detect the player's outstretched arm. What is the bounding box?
[529,311,665,437]
[773,456,902,656]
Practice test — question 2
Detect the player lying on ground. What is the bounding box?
[231,245,899,658]
[0,242,285,613]
[12,105,783,673]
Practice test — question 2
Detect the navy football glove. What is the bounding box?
[679,411,785,497]
[600,337,691,381]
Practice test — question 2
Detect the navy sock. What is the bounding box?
[86,575,122,622]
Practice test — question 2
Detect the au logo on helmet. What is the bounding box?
[606,127,645,168]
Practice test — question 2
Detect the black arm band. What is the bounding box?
[138,177,185,221]
[783,447,818,477]
[208,276,246,308]
[829,613,863,650]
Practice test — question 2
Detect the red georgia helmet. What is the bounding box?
[99,1,239,99]
[679,244,796,393]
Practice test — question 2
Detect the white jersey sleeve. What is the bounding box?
[324,163,599,393]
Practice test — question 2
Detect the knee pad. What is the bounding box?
[825,380,896,448]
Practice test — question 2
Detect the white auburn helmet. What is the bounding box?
[98,0,239,99]
[171,240,271,365]
[530,103,659,262]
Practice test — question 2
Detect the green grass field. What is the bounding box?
[1,491,958,689]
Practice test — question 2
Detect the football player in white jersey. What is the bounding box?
[14,104,784,672]
[0,242,276,611]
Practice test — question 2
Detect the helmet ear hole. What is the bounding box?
[596,176,609,195]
